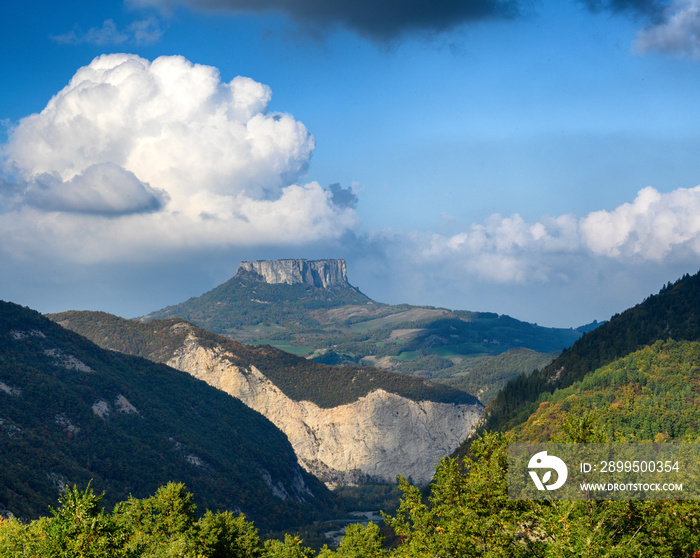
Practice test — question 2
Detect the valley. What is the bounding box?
[3,262,700,555]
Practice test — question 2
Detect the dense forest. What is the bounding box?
[481,270,700,434]
[3,427,700,557]
[512,339,700,443]
[444,348,559,406]
[0,301,333,530]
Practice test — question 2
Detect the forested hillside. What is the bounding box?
[444,347,559,405]
[511,339,700,442]
[480,270,700,433]
[4,432,700,557]
[0,301,333,529]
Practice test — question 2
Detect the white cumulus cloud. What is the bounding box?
[349,185,700,326]
[580,185,700,258]
[379,185,700,287]
[0,54,357,262]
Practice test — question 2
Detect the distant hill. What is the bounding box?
[479,270,700,435]
[48,311,478,408]
[511,339,700,443]
[444,347,560,406]
[143,262,373,334]
[575,319,604,334]
[141,258,581,399]
[0,301,332,529]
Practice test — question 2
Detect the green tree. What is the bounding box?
[384,432,539,557]
[0,516,42,558]
[41,484,130,558]
[199,510,264,558]
[114,482,199,557]
[334,522,385,558]
[264,534,316,558]
[556,411,608,443]
[538,498,700,557]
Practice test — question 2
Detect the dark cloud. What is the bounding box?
[0,176,22,212]
[22,163,168,216]
[577,0,670,19]
[136,0,523,40]
[633,0,700,59]
[50,17,165,46]
[328,183,358,209]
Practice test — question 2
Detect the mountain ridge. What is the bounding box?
[48,311,483,486]
[479,269,700,435]
[0,300,333,529]
[48,311,478,408]
[140,258,581,404]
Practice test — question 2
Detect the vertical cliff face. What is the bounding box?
[237,259,349,289]
[167,335,483,487]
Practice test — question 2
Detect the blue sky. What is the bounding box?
[2,0,700,328]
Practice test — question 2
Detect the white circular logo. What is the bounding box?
[528,450,568,491]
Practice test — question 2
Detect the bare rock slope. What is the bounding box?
[49,312,483,487]
[167,331,482,486]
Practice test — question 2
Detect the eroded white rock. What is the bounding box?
[167,337,482,486]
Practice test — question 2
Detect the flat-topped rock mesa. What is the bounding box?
[237,259,350,289]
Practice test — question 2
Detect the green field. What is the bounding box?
[348,308,447,333]
[432,345,491,358]
[391,350,422,362]
[252,340,314,356]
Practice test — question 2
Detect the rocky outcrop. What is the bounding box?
[167,335,483,487]
[237,259,350,289]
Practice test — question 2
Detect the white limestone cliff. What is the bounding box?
[237,259,349,289]
[167,334,483,487]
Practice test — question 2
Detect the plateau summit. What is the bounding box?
[144,257,582,404]
[238,259,351,289]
